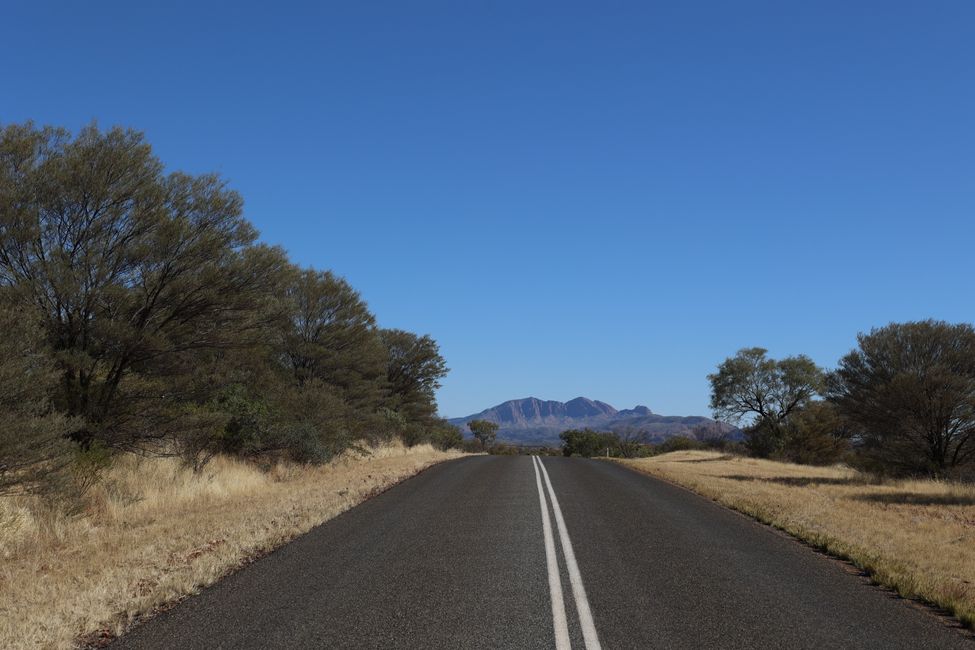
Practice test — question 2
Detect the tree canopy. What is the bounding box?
[0,121,456,486]
[381,329,448,424]
[282,269,387,413]
[708,347,824,456]
[0,123,289,447]
[828,320,975,475]
[468,419,499,449]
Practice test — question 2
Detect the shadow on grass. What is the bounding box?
[720,474,871,487]
[854,492,975,506]
[671,454,736,463]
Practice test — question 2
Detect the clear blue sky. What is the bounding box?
[4,2,973,418]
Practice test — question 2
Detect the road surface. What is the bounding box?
[113,456,970,649]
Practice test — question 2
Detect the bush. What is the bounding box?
[776,401,850,466]
[428,421,464,450]
[743,420,781,458]
[489,444,520,456]
[656,435,704,454]
[0,300,77,495]
[560,429,619,457]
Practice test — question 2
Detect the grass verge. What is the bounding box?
[0,442,463,649]
[617,451,975,628]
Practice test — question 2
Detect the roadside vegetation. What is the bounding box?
[706,321,975,477]
[0,441,461,648]
[0,122,466,647]
[467,419,499,450]
[618,451,975,628]
[588,321,975,628]
[562,320,975,480]
[0,123,463,484]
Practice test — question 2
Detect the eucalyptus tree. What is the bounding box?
[0,122,288,448]
[708,347,824,456]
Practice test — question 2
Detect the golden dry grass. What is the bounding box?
[618,451,975,627]
[0,442,463,649]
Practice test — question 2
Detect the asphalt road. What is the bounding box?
[113,456,971,649]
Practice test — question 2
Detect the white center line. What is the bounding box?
[537,456,603,650]
[533,455,571,650]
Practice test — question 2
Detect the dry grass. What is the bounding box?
[0,442,463,649]
[618,451,975,627]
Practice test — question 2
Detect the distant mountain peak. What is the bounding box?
[448,397,732,446]
[564,396,617,418]
[617,405,653,417]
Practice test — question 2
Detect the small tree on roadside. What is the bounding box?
[708,347,824,457]
[468,419,499,449]
[828,320,975,476]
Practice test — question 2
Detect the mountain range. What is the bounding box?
[448,396,736,446]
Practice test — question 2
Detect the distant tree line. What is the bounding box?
[0,122,462,496]
[558,428,651,458]
[557,426,732,459]
[708,321,975,477]
[555,321,975,478]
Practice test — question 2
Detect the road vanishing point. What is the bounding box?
[113,456,971,649]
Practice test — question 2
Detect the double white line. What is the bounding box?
[531,456,602,650]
